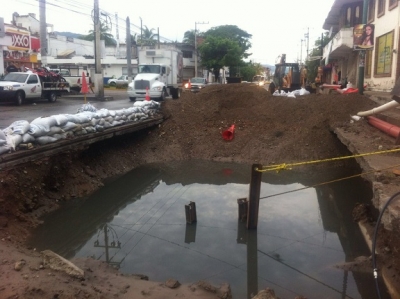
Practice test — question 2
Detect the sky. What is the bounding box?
[4,0,335,66]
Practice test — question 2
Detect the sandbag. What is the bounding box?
[0,145,10,155]
[22,133,35,143]
[52,114,69,126]
[36,136,58,145]
[4,120,30,135]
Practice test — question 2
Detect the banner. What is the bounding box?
[354,24,374,50]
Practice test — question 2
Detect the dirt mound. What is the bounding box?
[1,83,400,299]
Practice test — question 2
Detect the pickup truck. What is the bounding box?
[107,75,130,87]
[0,72,70,105]
[50,68,89,92]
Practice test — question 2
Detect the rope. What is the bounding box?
[257,148,400,173]
[260,163,400,200]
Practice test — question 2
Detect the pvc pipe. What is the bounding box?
[367,116,400,138]
[357,100,400,117]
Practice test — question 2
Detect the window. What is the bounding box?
[340,3,365,28]
[28,75,39,84]
[389,0,398,10]
[377,0,386,17]
[368,0,375,23]
[182,50,192,59]
[374,30,394,76]
[365,50,373,78]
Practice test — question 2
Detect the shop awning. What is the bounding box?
[57,49,75,58]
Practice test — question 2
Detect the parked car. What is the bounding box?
[185,77,208,93]
[107,75,130,87]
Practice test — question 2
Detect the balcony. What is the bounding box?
[323,27,354,60]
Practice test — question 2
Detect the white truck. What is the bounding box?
[50,68,89,92]
[127,48,183,101]
[0,71,70,105]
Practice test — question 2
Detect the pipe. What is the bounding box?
[357,100,400,117]
[367,116,400,138]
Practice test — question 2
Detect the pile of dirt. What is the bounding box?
[1,83,400,298]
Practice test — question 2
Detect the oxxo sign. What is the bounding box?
[6,28,30,51]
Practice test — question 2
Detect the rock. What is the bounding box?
[165,278,180,289]
[195,281,232,299]
[251,288,278,299]
[14,260,26,271]
[41,250,84,279]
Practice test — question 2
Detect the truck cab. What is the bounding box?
[0,71,70,105]
[128,63,181,101]
[127,48,183,102]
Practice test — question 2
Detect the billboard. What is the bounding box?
[354,24,375,50]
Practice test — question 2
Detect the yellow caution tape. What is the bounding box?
[256,148,400,173]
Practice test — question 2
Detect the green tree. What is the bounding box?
[138,26,158,46]
[305,32,330,83]
[239,62,265,82]
[198,36,243,80]
[198,25,252,79]
[204,25,252,59]
[182,29,203,46]
[81,22,116,46]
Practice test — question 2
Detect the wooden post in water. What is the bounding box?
[247,164,262,229]
[185,201,197,224]
[237,198,248,222]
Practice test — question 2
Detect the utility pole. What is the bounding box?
[304,28,309,63]
[194,21,208,77]
[39,0,47,66]
[300,39,304,64]
[115,13,119,56]
[126,17,132,84]
[358,0,369,94]
[140,17,143,50]
[93,0,104,98]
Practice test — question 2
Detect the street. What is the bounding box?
[0,89,143,129]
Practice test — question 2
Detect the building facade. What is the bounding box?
[322,0,399,91]
[0,13,202,83]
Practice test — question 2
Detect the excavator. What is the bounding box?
[268,54,308,94]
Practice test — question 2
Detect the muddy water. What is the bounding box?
[28,160,390,299]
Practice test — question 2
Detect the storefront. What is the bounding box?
[3,25,40,73]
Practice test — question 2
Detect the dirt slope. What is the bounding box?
[1,83,400,298]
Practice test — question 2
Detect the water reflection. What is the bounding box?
[27,160,390,299]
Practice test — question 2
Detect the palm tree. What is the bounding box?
[138,26,158,46]
[81,22,116,46]
[183,29,203,46]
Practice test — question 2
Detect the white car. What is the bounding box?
[107,75,130,87]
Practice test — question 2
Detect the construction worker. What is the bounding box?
[300,66,308,88]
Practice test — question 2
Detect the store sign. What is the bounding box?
[6,28,30,51]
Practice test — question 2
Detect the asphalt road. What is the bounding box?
[0,89,149,129]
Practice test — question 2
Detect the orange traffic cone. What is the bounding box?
[222,125,235,141]
[145,87,150,101]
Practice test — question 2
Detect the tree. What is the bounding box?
[182,29,203,46]
[138,26,158,46]
[198,25,252,79]
[239,61,265,82]
[198,36,243,81]
[204,25,252,59]
[81,22,116,46]
[305,32,330,83]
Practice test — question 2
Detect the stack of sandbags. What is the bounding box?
[0,100,161,156]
